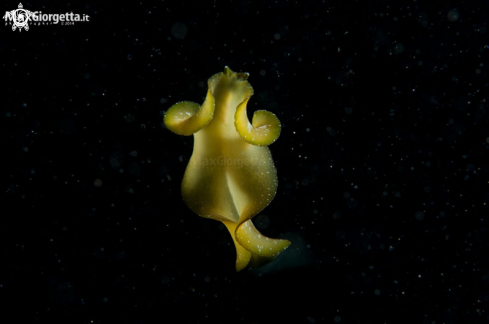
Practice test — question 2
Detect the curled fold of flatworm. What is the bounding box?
[223,219,291,271]
[164,90,215,136]
[234,97,281,146]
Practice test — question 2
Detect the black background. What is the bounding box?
[3,1,488,323]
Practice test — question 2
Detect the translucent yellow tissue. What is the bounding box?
[164,66,289,271]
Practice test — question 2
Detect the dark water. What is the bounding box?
[3,1,488,323]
